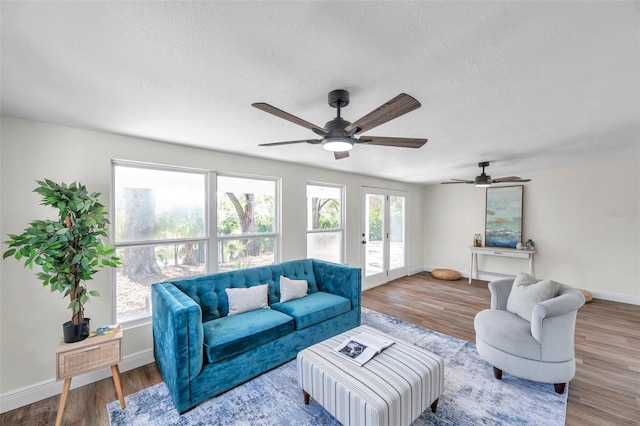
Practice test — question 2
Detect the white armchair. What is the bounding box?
[474,277,585,394]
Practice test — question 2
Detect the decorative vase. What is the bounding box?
[525,239,535,250]
[62,318,91,343]
[474,234,482,247]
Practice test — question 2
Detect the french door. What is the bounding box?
[361,187,407,289]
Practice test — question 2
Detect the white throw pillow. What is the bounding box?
[279,276,308,303]
[225,284,269,316]
[506,272,559,322]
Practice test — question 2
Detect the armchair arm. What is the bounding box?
[531,285,585,343]
[488,278,514,310]
[152,283,204,411]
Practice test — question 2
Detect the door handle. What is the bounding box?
[361,240,367,244]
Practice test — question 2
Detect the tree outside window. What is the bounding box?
[113,164,207,323]
[113,166,281,324]
[307,184,344,263]
[217,175,278,271]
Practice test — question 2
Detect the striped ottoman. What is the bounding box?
[297,325,444,426]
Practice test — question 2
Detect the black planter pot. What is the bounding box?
[62,318,91,343]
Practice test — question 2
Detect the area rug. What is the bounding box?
[108,308,567,425]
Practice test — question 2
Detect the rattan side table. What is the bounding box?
[54,325,124,426]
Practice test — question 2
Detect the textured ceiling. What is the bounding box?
[1,1,638,184]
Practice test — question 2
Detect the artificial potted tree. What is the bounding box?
[3,179,121,343]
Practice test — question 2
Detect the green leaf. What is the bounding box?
[3,249,16,259]
[89,290,100,297]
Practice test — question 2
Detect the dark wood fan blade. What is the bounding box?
[334,151,350,160]
[492,176,531,183]
[258,139,322,147]
[491,176,520,182]
[441,180,474,184]
[252,103,327,135]
[359,136,427,148]
[344,93,421,134]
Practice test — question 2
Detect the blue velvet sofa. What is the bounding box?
[151,258,361,413]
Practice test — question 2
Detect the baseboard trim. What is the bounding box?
[586,289,640,306]
[408,266,424,276]
[423,265,639,305]
[0,349,155,414]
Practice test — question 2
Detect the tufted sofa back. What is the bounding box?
[168,259,319,321]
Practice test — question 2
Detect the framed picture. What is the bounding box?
[485,185,523,248]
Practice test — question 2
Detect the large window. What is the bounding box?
[113,163,207,323]
[306,183,344,263]
[216,175,278,272]
[112,165,281,324]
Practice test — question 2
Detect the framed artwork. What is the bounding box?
[485,185,523,248]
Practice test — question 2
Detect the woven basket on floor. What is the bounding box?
[579,289,593,303]
[431,269,461,281]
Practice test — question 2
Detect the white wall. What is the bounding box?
[423,156,640,303]
[0,116,424,408]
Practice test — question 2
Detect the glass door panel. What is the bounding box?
[365,193,385,278]
[389,196,406,271]
[361,188,407,289]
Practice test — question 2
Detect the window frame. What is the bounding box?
[306,182,345,263]
[111,160,210,326]
[110,164,282,326]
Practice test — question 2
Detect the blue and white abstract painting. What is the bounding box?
[485,185,523,248]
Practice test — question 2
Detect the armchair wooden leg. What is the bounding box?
[554,383,566,394]
[493,366,503,380]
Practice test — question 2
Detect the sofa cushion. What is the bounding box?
[474,309,542,360]
[203,309,294,363]
[279,276,308,303]
[271,291,351,330]
[507,272,559,322]
[225,284,269,316]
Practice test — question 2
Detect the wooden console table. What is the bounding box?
[469,246,535,284]
[55,325,125,426]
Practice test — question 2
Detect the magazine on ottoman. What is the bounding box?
[333,332,394,366]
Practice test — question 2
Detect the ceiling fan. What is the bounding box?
[252,89,428,160]
[442,162,531,187]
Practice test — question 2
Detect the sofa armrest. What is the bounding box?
[488,278,514,310]
[311,259,362,315]
[152,283,204,410]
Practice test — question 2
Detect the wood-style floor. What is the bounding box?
[363,273,640,426]
[2,272,638,425]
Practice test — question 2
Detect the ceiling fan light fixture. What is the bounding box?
[323,137,353,152]
[475,174,492,187]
